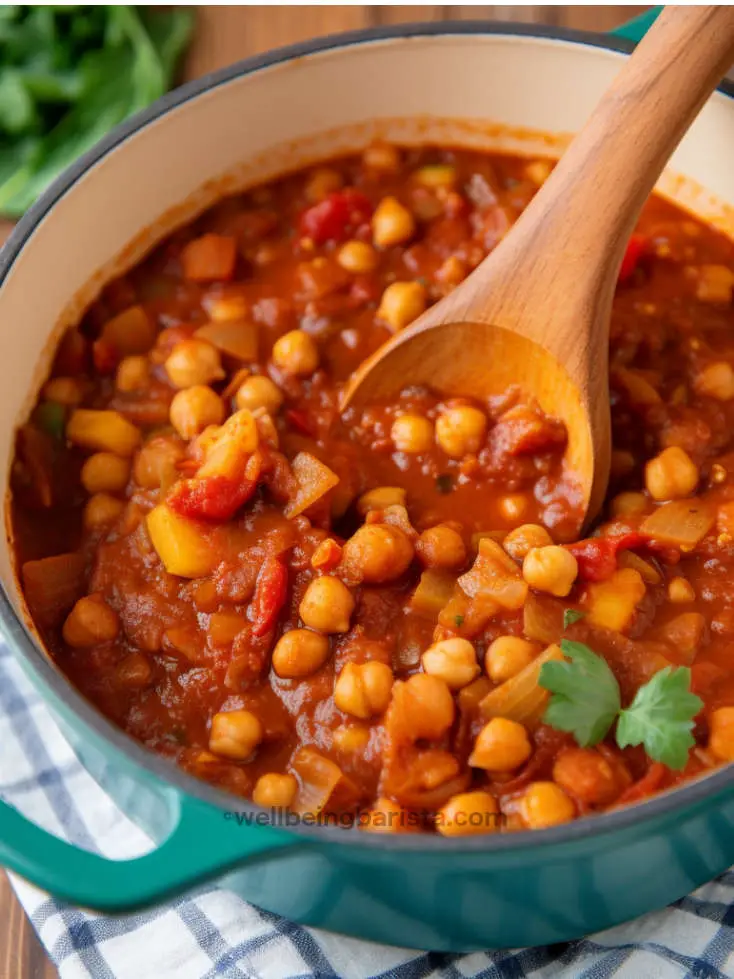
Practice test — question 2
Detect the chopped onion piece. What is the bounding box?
[22,552,85,628]
[640,499,715,547]
[290,747,346,815]
[284,452,339,518]
[458,537,528,610]
[479,643,563,726]
[409,569,456,619]
[194,320,258,361]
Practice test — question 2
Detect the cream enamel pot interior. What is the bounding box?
[2,21,734,952]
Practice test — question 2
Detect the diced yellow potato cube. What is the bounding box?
[67,409,141,456]
[146,504,218,578]
[586,568,646,633]
[198,409,258,480]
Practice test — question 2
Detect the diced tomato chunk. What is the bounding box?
[285,408,316,437]
[618,234,647,284]
[566,532,648,582]
[299,190,373,244]
[92,337,119,375]
[249,556,288,637]
[168,474,257,521]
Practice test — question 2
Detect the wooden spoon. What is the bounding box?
[342,6,734,531]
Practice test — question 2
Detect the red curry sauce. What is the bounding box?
[11,143,734,835]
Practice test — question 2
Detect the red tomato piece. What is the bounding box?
[618,234,647,284]
[566,532,648,582]
[617,762,668,804]
[249,556,288,637]
[299,190,373,244]
[168,474,257,522]
[92,337,119,375]
[285,408,316,437]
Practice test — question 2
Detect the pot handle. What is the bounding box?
[612,8,661,43]
[0,791,298,910]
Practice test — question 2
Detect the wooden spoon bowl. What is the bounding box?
[342,6,734,531]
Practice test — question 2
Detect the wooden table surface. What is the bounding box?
[0,6,646,977]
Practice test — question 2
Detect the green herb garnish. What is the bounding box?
[34,400,65,439]
[0,7,193,216]
[539,638,703,769]
[454,614,464,628]
[540,639,621,747]
[563,609,586,629]
[617,667,702,770]
[435,474,453,494]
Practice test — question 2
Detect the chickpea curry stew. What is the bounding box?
[10,143,734,836]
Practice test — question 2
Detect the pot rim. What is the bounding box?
[2,19,734,855]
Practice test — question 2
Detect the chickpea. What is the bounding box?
[80,453,130,494]
[116,355,149,393]
[611,449,636,478]
[435,405,487,458]
[165,340,224,389]
[334,661,394,719]
[552,748,619,806]
[469,717,532,772]
[341,524,414,584]
[235,375,283,415]
[332,723,371,754]
[610,491,649,518]
[708,706,734,762]
[668,577,695,603]
[377,281,427,332]
[170,386,224,440]
[421,638,479,690]
[485,636,539,683]
[401,673,454,740]
[272,629,330,678]
[305,166,342,203]
[499,493,530,523]
[133,435,185,489]
[416,525,466,569]
[272,329,319,376]
[390,414,433,453]
[337,240,378,273]
[520,781,575,829]
[503,524,553,562]
[208,294,249,322]
[645,446,698,501]
[361,796,412,834]
[84,493,125,531]
[43,376,84,406]
[357,486,406,515]
[523,546,578,597]
[299,576,355,633]
[525,159,553,186]
[372,196,415,248]
[694,362,734,401]
[413,164,456,189]
[437,791,500,837]
[252,773,298,809]
[362,142,401,172]
[63,595,119,647]
[209,710,262,761]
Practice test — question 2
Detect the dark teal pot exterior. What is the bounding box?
[4,10,734,952]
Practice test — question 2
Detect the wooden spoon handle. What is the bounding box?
[483,6,734,328]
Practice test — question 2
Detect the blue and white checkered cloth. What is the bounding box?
[3,639,734,979]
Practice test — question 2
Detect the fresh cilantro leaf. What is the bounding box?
[454,614,464,627]
[616,666,703,770]
[539,638,621,747]
[563,609,586,629]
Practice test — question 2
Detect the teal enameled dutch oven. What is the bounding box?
[4,11,734,952]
